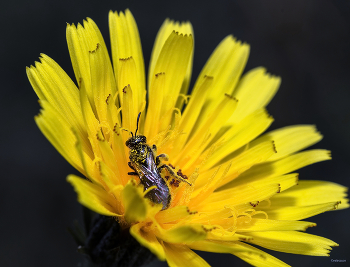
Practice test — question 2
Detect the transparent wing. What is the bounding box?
[131,147,170,209]
[134,154,161,188]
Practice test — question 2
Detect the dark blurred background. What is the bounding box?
[1,0,349,266]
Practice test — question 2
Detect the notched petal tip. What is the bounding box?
[26,65,36,75]
[117,10,126,16]
[306,223,317,230]
[38,53,48,60]
[34,114,41,121]
[33,60,42,68]
[82,18,89,26]
[327,150,332,159]
[333,201,341,210]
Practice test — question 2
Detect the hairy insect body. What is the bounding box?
[125,113,191,210]
[126,135,171,210]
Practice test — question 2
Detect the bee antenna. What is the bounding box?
[135,112,141,136]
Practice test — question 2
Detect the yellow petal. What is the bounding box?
[67,174,119,216]
[246,231,338,256]
[176,94,239,170]
[121,84,139,137]
[71,129,96,184]
[155,205,195,224]
[66,23,91,94]
[250,125,323,162]
[190,35,249,130]
[222,173,299,194]
[189,162,232,207]
[163,243,210,267]
[264,201,341,220]
[122,180,149,223]
[189,240,290,267]
[206,232,250,242]
[209,182,280,204]
[169,75,213,154]
[26,64,46,100]
[194,141,276,192]
[147,31,193,132]
[27,55,80,117]
[97,160,121,192]
[27,55,91,156]
[236,218,316,232]
[233,242,291,267]
[118,56,145,117]
[130,223,166,260]
[79,79,102,159]
[269,180,349,211]
[66,18,115,110]
[229,67,281,124]
[222,149,331,190]
[35,101,84,174]
[109,9,145,103]
[156,224,207,243]
[148,19,193,93]
[220,141,276,187]
[188,208,237,230]
[111,121,130,185]
[188,240,256,254]
[89,43,117,129]
[203,108,273,169]
[199,183,280,212]
[96,132,122,185]
[144,72,166,138]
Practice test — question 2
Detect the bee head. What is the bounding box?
[125,112,146,148]
[126,135,147,148]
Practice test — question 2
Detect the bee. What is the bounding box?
[125,113,191,210]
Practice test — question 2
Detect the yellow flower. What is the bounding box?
[27,9,348,267]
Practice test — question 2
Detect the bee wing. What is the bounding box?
[134,152,161,186]
[136,152,170,209]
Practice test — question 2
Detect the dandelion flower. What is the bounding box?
[27,9,348,267]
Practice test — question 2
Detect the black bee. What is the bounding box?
[125,113,191,210]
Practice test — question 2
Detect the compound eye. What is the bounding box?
[125,139,131,147]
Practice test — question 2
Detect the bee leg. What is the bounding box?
[128,162,137,171]
[128,162,138,176]
[151,144,158,162]
[152,144,157,154]
[156,153,169,165]
[158,164,192,186]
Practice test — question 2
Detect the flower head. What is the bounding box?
[27,9,348,267]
